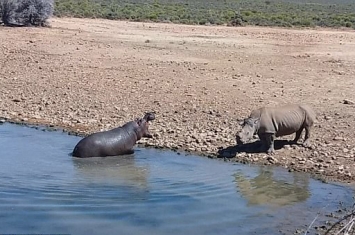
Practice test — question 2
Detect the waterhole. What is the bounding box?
[0,122,353,234]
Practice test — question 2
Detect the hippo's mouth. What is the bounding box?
[144,112,156,122]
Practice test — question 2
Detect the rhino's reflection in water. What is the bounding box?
[72,155,149,190]
[234,167,310,207]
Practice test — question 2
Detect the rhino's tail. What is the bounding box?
[300,104,317,125]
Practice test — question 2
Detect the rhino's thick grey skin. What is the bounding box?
[236,104,316,154]
[72,112,155,158]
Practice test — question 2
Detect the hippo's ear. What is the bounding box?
[136,118,143,125]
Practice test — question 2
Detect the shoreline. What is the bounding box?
[1,115,353,187]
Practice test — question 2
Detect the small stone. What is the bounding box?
[343,99,354,105]
[0,119,5,123]
[284,145,292,150]
[267,156,277,163]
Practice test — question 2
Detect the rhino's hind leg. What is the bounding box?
[292,128,304,144]
[302,126,312,148]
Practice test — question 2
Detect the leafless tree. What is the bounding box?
[0,0,54,27]
[0,0,17,25]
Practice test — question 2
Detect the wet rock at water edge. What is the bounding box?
[219,151,234,158]
[284,145,292,150]
[267,156,278,163]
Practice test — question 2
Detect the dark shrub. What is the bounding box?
[0,0,54,26]
[0,0,17,25]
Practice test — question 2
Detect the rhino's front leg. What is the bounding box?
[266,134,275,154]
[260,133,275,154]
[257,134,268,152]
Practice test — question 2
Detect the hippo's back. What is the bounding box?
[72,125,136,158]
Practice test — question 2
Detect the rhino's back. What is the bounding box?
[258,104,315,136]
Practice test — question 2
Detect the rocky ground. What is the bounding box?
[1,18,355,184]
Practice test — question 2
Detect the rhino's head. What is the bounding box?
[236,117,260,145]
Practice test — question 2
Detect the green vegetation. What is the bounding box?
[54,0,355,29]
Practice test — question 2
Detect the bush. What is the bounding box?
[0,0,53,26]
[51,0,355,29]
[0,0,17,25]
[345,22,352,27]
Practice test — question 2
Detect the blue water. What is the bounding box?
[0,122,353,235]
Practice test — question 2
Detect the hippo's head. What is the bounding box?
[143,112,155,122]
[236,117,260,145]
[135,112,155,139]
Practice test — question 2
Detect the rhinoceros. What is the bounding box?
[236,104,316,154]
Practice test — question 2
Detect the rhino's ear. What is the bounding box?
[237,119,244,126]
[253,118,260,125]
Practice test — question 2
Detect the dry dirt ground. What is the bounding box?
[1,17,355,184]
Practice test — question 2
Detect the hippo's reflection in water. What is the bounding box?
[234,167,310,207]
[72,155,149,190]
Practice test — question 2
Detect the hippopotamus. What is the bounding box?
[72,112,155,158]
[236,104,316,154]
